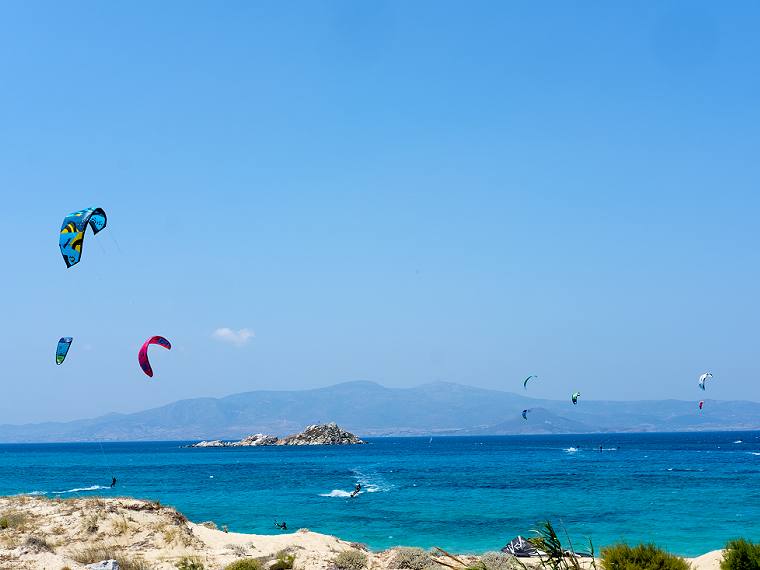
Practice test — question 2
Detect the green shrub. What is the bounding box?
[389,547,434,570]
[176,557,205,570]
[601,543,690,570]
[721,539,760,570]
[0,511,27,530]
[334,549,369,570]
[224,560,263,570]
[530,520,583,570]
[270,550,296,570]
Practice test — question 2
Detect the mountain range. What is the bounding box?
[1,381,759,442]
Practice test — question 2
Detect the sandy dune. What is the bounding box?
[0,496,723,570]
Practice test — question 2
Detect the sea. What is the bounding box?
[1,432,758,556]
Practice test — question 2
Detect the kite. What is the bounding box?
[522,409,530,420]
[59,207,107,268]
[698,372,713,391]
[138,336,171,377]
[699,400,704,410]
[56,337,72,365]
[571,392,581,405]
[523,375,538,390]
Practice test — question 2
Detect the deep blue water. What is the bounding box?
[1,432,759,556]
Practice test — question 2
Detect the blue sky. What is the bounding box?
[1,1,759,423]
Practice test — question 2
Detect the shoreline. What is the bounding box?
[0,496,724,570]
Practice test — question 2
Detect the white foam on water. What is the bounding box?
[564,447,578,453]
[733,440,743,444]
[749,452,760,456]
[351,468,393,493]
[319,466,396,498]
[51,485,110,494]
[320,489,353,498]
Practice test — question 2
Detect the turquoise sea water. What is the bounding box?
[1,432,759,556]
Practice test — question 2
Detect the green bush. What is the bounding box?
[176,556,205,570]
[334,549,369,570]
[270,550,296,570]
[224,560,263,570]
[601,543,690,570]
[721,539,760,570]
[0,511,27,530]
[389,547,434,570]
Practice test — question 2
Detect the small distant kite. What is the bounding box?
[699,400,704,410]
[56,337,72,365]
[571,392,581,405]
[138,336,172,377]
[523,375,538,390]
[522,409,530,420]
[698,372,713,391]
[59,207,107,268]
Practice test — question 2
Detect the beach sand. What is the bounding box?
[0,496,722,570]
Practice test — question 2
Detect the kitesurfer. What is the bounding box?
[350,483,361,498]
[275,520,287,530]
[110,477,117,488]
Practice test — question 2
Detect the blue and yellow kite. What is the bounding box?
[59,207,107,268]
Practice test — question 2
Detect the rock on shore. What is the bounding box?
[189,423,364,448]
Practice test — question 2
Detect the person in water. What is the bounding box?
[274,520,287,530]
[350,483,361,498]
[110,477,117,488]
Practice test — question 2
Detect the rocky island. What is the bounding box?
[188,422,365,447]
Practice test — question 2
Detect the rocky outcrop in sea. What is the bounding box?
[278,422,365,445]
[188,423,364,447]
[189,433,278,447]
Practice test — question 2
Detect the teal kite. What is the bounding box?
[571,392,581,405]
[56,337,72,365]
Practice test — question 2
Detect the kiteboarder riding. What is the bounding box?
[350,483,361,498]
[274,520,287,530]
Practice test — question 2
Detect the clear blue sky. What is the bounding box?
[2,1,759,424]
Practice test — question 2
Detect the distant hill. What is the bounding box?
[0,381,758,442]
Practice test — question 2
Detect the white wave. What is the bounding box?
[351,468,393,493]
[733,440,743,444]
[749,452,760,456]
[564,447,578,453]
[51,485,110,494]
[320,489,353,498]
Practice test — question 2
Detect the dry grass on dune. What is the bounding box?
[0,495,728,570]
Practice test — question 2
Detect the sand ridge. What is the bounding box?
[0,496,723,570]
